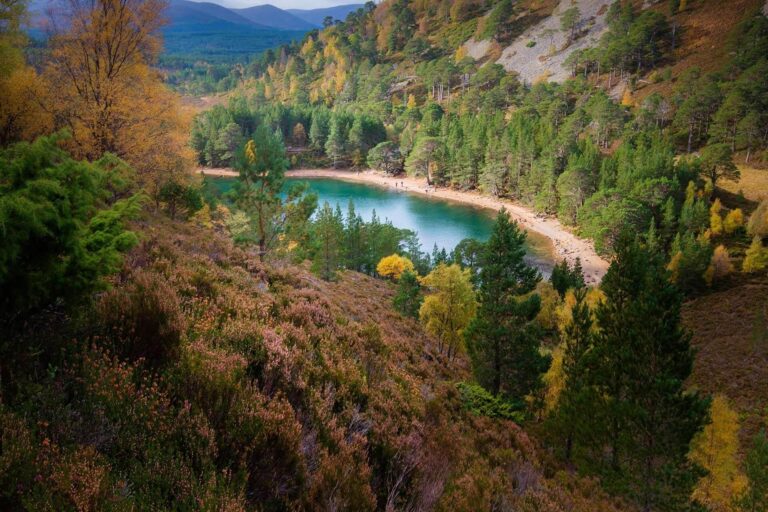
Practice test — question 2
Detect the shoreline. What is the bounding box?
[197,167,610,283]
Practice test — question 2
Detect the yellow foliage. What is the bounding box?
[705,245,734,286]
[689,395,747,510]
[710,198,722,215]
[668,251,683,283]
[743,236,768,273]
[43,0,192,194]
[406,94,417,109]
[376,254,415,280]
[621,88,633,107]
[0,65,52,145]
[191,203,213,229]
[455,45,468,63]
[542,344,565,413]
[723,208,744,234]
[245,140,257,165]
[419,264,476,357]
[300,37,315,56]
[534,281,560,331]
[556,287,604,333]
[710,212,724,236]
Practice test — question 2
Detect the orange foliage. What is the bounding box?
[44,0,193,194]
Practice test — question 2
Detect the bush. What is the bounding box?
[97,270,185,364]
[0,134,140,317]
[748,199,768,238]
[456,382,525,422]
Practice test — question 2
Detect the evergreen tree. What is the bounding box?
[551,288,596,462]
[589,234,708,510]
[312,201,344,280]
[325,115,347,168]
[465,209,548,400]
[235,124,315,259]
[393,270,422,318]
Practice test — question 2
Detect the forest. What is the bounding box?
[1,0,768,510]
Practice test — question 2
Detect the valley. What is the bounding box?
[2,0,767,510]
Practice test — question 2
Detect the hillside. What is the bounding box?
[685,273,768,444]
[234,4,316,31]
[3,0,768,510]
[287,3,366,26]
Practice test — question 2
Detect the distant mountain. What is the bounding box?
[286,4,364,27]
[233,4,316,31]
[166,0,268,29]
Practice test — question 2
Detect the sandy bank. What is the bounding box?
[197,167,610,283]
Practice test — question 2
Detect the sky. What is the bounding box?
[195,0,358,8]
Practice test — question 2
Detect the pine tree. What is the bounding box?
[393,270,422,318]
[344,201,366,271]
[590,234,709,510]
[312,201,344,280]
[551,288,596,462]
[235,125,315,260]
[325,115,347,168]
[465,209,548,400]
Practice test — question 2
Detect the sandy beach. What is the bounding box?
[198,167,610,283]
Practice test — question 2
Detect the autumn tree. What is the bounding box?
[748,199,768,238]
[465,209,547,401]
[292,122,307,146]
[743,236,768,273]
[0,0,51,145]
[688,395,746,510]
[44,0,192,194]
[419,263,476,358]
[376,254,415,280]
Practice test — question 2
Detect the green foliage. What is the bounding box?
[586,235,709,509]
[550,258,585,298]
[311,202,344,280]
[0,134,141,316]
[456,382,525,422]
[393,270,422,318]
[465,210,548,400]
[233,124,316,259]
[366,141,403,175]
[736,429,768,511]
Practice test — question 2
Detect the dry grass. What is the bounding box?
[719,165,768,204]
[683,273,768,448]
[633,0,765,103]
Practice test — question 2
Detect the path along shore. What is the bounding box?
[197,167,610,283]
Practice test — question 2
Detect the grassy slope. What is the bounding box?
[683,273,768,445]
[114,212,631,510]
[633,0,765,103]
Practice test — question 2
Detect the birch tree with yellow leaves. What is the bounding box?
[44,0,193,195]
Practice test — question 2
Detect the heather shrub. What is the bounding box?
[96,270,185,364]
[75,349,219,509]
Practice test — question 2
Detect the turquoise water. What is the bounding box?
[208,176,555,273]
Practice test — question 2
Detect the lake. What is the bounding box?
[209,176,556,274]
